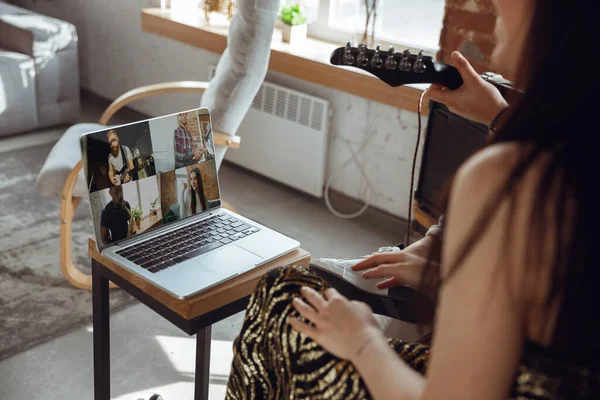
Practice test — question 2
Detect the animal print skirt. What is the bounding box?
[224,265,598,399]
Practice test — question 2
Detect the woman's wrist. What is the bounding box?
[404,235,435,259]
[488,103,510,133]
[351,328,386,365]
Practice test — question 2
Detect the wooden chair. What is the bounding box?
[60,81,241,290]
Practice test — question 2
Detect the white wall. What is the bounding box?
[14,0,426,219]
[149,113,178,173]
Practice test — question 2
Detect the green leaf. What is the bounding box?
[279,2,307,25]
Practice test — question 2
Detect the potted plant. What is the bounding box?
[150,198,160,217]
[279,3,308,45]
[129,206,142,229]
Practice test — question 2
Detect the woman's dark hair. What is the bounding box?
[420,1,599,354]
[190,167,208,214]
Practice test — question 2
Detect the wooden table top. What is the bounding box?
[89,238,311,320]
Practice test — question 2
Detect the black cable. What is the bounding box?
[405,88,429,247]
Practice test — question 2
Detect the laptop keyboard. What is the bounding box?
[115,214,260,273]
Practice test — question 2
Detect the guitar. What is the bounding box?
[330,42,464,89]
[114,164,132,183]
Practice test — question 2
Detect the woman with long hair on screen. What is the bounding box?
[181,167,208,218]
[218,1,600,399]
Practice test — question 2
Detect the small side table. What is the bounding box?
[89,238,311,400]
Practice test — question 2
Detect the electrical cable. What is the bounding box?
[323,103,380,219]
[324,87,430,246]
[405,88,429,247]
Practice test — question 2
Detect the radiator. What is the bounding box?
[210,67,331,197]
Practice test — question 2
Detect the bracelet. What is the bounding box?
[489,105,510,135]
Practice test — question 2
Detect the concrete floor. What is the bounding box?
[0,94,417,400]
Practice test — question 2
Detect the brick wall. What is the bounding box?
[196,162,220,201]
[159,170,178,216]
[437,0,498,74]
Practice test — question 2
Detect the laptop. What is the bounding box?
[80,107,300,299]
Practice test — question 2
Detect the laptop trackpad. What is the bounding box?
[162,246,264,298]
[200,245,263,276]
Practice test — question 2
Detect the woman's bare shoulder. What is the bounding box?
[454,142,551,195]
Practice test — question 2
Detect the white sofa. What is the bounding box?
[0,1,79,137]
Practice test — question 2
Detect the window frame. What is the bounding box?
[304,0,441,57]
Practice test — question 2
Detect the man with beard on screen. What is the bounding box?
[100,185,135,245]
[107,129,135,185]
[174,112,207,168]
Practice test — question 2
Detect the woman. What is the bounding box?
[225,1,600,399]
[181,167,208,218]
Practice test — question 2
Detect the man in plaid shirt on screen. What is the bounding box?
[174,112,206,168]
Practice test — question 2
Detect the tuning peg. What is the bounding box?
[413,50,427,73]
[399,49,412,72]
[384,46,398,70]
[343,41,355,65]
[370,44,384,68]
[356,44,369,67]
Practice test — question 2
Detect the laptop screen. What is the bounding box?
[81,108,221,250]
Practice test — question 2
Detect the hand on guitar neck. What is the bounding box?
[330,43,511,126]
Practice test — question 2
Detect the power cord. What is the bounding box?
[405,88,429,247]
[323,103,380,219]
[323,87,430,248]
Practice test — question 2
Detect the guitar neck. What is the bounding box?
[431,63,463,89]
[329,43,464,90]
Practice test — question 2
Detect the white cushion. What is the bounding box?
[0,2,80,128]
[36,123,104,198]
[0,50,38,136]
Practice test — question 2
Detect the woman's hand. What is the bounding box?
[352,251,430,290]
[352,236,439,290]
[289,287,384,363]
[427,51,508,126]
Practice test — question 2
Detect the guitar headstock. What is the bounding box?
[330,42,463,90]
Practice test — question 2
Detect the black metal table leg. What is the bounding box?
[195,325,212,400]
[92,260,110,400]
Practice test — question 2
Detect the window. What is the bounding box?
[286,0,445,52]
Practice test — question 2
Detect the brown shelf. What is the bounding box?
[141,8,429,114]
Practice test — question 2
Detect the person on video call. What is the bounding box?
[201,121,215,161]
[181,167,208,218]
[100,185,135,245]
[174,113,207,168]
[107,129,135,186]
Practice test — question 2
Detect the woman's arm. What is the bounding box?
[421,144,536,400]
[355,144,537,400]
[352,333,425,400]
